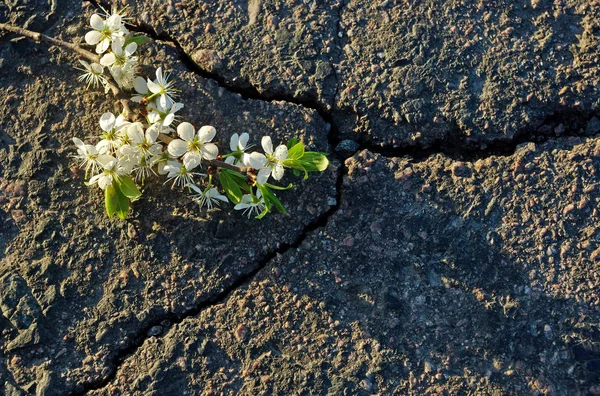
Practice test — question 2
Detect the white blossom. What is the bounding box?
[189,184,228,210]
[96,112,130,154]
[147,100,183,127]
[147,67,178,108]
[75,60,108,91]
[247,136,288,184]
[72,137,101,176]
[84,13,126,54]
[225,132,251,166]
[87,154,132,190]
[167,123,218,171]
[234,190,266,218]
[163,161,204,188]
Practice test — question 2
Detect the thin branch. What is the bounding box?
[157,133,249,173]
[0,22,99,63]
[0,22,124,97]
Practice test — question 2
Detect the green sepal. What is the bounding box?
[255,206,270,219]
[125,35,152,47]
[105,183,130,220]
[116,175,142,200]
[265,183,293,191]
[218,169,244,204]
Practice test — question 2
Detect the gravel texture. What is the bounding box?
[95,138,600,395]
[1,0,600,394]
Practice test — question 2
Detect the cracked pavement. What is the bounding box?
[1,0,600,394]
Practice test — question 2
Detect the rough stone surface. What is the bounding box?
[131,0,342,109]
[129,0,600,147]
[1,0,600,394]
[95,139,600,394]
[0,4,334,393]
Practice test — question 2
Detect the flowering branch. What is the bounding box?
[2,6,329,220]
[0,22,99,63]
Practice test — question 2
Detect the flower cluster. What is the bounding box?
[72,6,328,220]
[81,6,149,90]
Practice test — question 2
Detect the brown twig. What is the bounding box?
[0,22,100,63]
[0,22,124,97]
[157,133,249,173]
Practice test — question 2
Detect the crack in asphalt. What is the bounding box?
[126,15,599,164]
[75,1,597,392]
[78,163,345,395]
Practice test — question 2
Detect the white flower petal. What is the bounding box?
[177,122,195,142]
[261,136,273,154]
[225,156,235,165]
[72,137,85,150]
[229,133,239,152]
[238,133,249,149]
[274,145,288,160]
[247,152,267,169]
[167,139,188,157]
[147,80,161,94]
[100,53,116,67]
[133,76,148,94]
[198,126,216,143]
[124,42,137,56]
[99,112,116,132]
[156,67,164,84]
[111,37,124,55]
[91,63,104,74]
[90,14,104,30]
[183,152,202,171]
[163,113,175,127]
[98,174,113,190]
[272,164,285,180]
[257,168,270,185]
[201,143,218,160]
[146,127,159,143]
[85,30,103,45]
[97,154,116,169]
[96,38,110,54]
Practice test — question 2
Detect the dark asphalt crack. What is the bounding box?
[59,2,600,392]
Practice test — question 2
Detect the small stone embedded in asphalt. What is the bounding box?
[586,117,600,136]
[335,139,360,158]
[147,326,163,337]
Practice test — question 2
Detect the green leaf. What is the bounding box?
[265,183,293,191]
[105,184,118,218]
[286,137,299,150]
[116,176,142,200]
[300,152,330,172]
[105,184,130,219]
[287,142,305,160]
[282,159,309,179]
[125,35,152,47]
[258,184,286,214]
[218,169,243,204]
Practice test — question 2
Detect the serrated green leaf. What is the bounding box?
[218,169,243,204]
[116,176,142,200]
[125,35,152,47]
[287,142,305,160]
